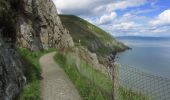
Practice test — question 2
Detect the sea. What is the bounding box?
[116,36,170,79]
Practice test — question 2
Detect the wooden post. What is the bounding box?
[112,65,115,100]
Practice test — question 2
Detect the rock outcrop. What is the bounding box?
[0,0,74,99]
[0,0,26,99]
[0,34,26,100]
[17,0,74,51]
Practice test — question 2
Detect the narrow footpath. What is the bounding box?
[39,52,81,100]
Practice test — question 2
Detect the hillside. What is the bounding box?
[117,36,170,41]
[59,15,128,56]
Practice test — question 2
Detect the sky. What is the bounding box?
[52,0,170,37]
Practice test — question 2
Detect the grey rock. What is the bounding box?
[0,34,26,100]
[16,0,74,51]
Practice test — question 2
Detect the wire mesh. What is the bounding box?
[114,63,170,100]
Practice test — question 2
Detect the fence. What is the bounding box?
[62,50,170,100]
[114,63,170,100]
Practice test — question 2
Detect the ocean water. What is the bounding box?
[116,37,170,79]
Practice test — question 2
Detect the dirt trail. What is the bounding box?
[40,52,81,100]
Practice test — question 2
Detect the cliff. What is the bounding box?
[0,0,74,99]
[16,0,74,51]
[0,34,26,100]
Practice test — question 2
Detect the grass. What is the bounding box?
[54,51,108,100]
[17,48,55,100]
[54,51,149,100]
[17,47,149,100]
[118,87,149,100]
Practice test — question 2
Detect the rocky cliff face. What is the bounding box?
[17,0,74,51]
[0,34,26,100]
[0,0,74,99]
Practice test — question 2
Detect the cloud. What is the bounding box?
[152,28,168,33]
[150,9,170,26]
[112,22,141,30]
[97,12,117,25]
[52,0,148,16]
[99,11,170,36]
[52,0,112,15]
[52,0,170,36]
[148,26,170,33]
[99,8,170,36]
[105,0,147,12]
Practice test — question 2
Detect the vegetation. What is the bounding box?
[17,48,55,100]
[54,51,148,100]
[54,51,110,100]
[59,15,127,56]
[118,87,149,100]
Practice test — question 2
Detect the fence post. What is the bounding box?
[112,65,115,100]
[106,60,116,100]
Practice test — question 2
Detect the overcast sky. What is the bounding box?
[52,0,170,37]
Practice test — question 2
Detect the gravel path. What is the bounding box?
[40,52,81,100]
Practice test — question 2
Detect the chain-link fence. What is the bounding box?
[114,63,170,100]
[59,49,170,100]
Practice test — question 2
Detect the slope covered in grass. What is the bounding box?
[54,51,149,100]
[59,15,128,56]
[18,48,55,100]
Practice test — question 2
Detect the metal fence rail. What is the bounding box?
[114,63,170,100]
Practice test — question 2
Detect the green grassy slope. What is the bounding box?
[55,51,149,100]
[59,15,128,56]
[18,48,55,100]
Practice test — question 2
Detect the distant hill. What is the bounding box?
[117,36,170,41]
[59,15,128,55]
